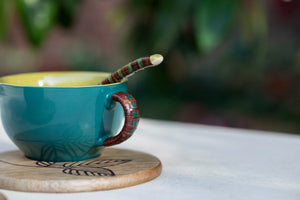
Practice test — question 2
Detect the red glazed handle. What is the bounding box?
[102,91,140,146]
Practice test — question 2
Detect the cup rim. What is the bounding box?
[0,71,128,88]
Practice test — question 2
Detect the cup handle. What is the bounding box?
[101,91,140,146]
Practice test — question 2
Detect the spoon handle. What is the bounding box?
[101,54,163,85]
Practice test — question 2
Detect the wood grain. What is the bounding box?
[0,193,6,200]
[0,148,162,193]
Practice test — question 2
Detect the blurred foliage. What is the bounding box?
[113,0,267,113]
[0,0,8,41]
[111,0,300,132]
[118,0,266,55]
[1,0,81,46]
[0,0,300,133]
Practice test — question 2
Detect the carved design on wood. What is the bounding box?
[0,158,131,176]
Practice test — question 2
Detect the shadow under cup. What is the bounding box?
[0,72,139,162]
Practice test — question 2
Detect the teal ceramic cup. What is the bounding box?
[0,71,140,162]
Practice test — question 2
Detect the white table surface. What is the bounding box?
[1,118,300,200]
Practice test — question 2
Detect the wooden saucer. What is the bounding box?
[0,148,162,193]
[0,193,6,200]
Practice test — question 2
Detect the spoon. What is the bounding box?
[101,54,163,85]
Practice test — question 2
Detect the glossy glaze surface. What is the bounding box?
[0,71,111,87]
[0,72,128,161]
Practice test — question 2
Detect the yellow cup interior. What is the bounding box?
[0,71,112,87]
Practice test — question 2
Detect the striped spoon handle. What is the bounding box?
[101,54,163,85]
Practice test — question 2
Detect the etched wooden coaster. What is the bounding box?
[0,193,6,200]
[0,148,162,193]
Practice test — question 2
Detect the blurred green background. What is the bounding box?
[0,0,300,133]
